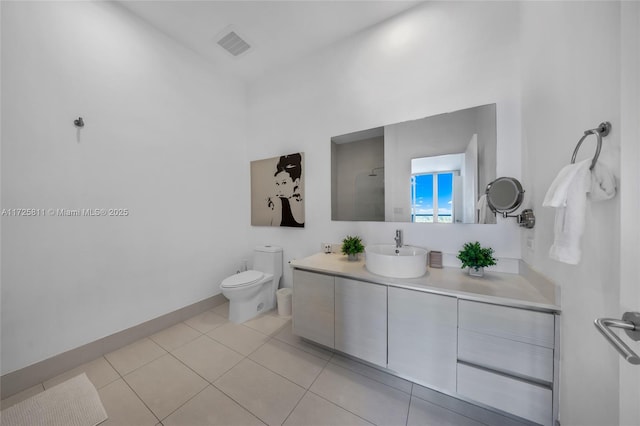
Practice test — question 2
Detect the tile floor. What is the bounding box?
[1,302,528,426]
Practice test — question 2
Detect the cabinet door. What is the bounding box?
[334,277,387,367]
[388,287,457,393]
[292,269,334,348]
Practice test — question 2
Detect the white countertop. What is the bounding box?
[290,252,560,313]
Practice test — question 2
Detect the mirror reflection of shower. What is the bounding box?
[355,168,384,221]
[331,129,384,221]
[369,167,384,177]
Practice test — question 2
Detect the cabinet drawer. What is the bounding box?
[292,269,334,348]
[459,300,555,348]
[457,363,552,426]
[458,329,554,383]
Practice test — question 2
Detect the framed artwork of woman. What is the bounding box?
[251,152,305,227]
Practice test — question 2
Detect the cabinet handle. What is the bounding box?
[594,312,640,365]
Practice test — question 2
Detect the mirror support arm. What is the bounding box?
[501,209,535,229]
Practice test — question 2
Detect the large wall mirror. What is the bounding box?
[331,104,497,224]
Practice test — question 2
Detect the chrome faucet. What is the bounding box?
[394,229,403,248]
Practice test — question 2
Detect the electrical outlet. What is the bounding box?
[526,236,535,251]
[322,243,332,253]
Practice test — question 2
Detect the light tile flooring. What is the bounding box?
[1,302,527,426]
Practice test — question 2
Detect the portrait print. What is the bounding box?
[251,152,305,227]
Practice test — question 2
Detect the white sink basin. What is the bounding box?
[365,244,428,278]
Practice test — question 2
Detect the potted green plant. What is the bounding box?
[341,235,364,261]
[457,241,497,277]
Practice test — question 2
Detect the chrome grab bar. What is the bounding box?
[594,312,640,365]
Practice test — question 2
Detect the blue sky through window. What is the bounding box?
[437,172,453,219]
[412,172,454,222]
[414,174,433,217]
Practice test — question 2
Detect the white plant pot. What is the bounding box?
[468,267,484,277]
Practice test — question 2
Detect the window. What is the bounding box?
[411,171,456,223]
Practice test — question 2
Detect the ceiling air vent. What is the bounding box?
[217,30,251,57]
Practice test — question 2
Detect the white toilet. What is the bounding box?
[220,245,283,323]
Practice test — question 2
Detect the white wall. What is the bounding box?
[246,1,523,287]
[519,2,622,425]
[0,1,247,374]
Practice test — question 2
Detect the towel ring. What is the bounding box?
[571,121,611,170]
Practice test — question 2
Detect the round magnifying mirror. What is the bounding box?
[486,177,524,215]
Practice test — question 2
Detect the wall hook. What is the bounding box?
[74,117,85,128]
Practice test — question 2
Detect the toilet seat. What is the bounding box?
[221,270,265,289]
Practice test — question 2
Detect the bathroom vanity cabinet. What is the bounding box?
[290,253,559,426]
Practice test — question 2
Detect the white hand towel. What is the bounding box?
[543,159,616,264]
[589,161,616,201]
[542,159,591,208]
[477,194,489,224]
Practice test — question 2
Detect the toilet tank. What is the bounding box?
[253,245,283,277]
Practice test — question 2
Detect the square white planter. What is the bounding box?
[468,267,484,277]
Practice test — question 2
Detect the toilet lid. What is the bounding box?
[221,270,265,288]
